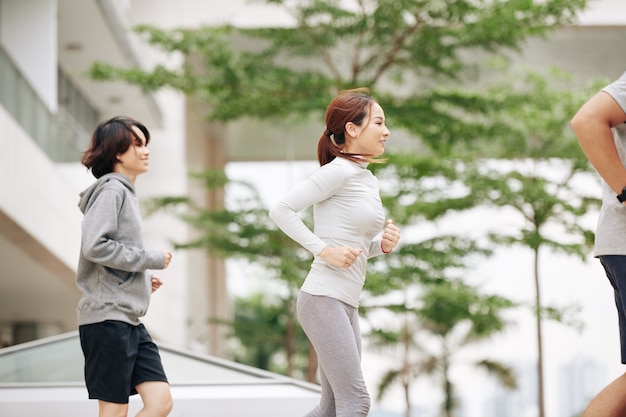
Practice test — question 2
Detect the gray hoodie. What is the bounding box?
[76,173,165,326]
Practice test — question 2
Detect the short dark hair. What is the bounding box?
[81,116,150,178]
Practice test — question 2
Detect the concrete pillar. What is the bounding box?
[185,91,230,358]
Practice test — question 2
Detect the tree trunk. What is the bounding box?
[443,353,453,417]
[307,342,318,383]
[403,318,412,417]
[534,246,545,417]
[404,380,411,417]
[285,297,294,376]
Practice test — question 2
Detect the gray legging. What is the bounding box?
[297,291,371,417]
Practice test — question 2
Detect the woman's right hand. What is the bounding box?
[319,246,363,268]
[163,251,172,268]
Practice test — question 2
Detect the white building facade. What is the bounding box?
[0,0,200,351]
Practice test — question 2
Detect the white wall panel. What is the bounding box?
[0,106,80,278]
[0,0,57,111]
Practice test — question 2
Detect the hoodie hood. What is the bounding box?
[78,173,135,214]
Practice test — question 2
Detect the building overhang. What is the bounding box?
[57,0,162,128]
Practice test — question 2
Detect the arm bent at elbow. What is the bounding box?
[571,91,626,194]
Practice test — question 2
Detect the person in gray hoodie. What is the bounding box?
[76,116,173,417]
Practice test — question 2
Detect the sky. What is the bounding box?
[225,160,622,417]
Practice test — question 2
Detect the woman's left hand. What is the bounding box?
[151,276,164,293]
[381,219,400,254]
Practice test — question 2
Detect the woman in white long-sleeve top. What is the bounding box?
[269,88,401,417]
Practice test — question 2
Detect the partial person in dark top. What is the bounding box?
[572,71,626,417]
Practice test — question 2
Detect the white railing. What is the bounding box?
[0,46,97,162]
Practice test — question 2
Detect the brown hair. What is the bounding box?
[81,116,150,178]
[317,87,377,166]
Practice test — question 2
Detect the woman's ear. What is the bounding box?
[345,121,358,138]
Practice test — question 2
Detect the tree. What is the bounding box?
[89,0,587,155]
[363,228,518,417]
[368,278,516,417]
[147,170,317,379]
[373,69,603,416]
[459,71,603,417]
[362,154,516,417]
[225,292,311,377]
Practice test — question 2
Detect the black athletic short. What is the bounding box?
[79,320,168,404]
[600,255,626,364]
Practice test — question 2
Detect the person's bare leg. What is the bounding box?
[583,372,626,417]
[134,381,173,417]
[99,400,129,417]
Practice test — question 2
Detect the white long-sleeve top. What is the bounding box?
[269,156,386,307]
